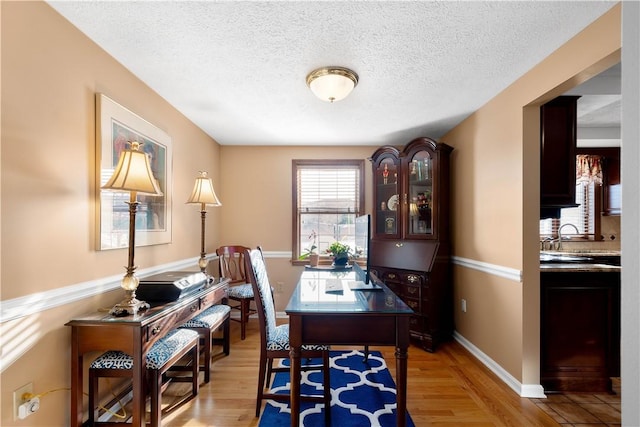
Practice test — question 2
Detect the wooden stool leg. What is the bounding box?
[223,316,231,355]
[192,342,200,396]
[202,329,211,384]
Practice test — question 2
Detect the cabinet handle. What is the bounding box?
[408,275,419,283]
[407,287,417,294]
[151,325,161,335]
[395,243,403,248]
[190,305,197,312]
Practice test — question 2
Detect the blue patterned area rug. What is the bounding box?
[258,350,415,427]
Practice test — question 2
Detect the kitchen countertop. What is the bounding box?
[540,250,621,257]
[540,263,621,272]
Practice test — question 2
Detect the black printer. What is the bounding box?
[136,271,210,302]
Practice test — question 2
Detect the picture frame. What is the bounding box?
[96,93,172,250]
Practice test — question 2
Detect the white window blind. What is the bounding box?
[297,167,360,214]
[293,160,364,261]
[540,182,597,237]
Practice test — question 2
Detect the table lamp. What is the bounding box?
[101,141,163,315]
[186,171,222,273]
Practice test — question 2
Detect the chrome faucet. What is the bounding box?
[557,223,579,250]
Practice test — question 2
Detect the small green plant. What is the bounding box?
[325,241,352,257]
[299,230,318,260]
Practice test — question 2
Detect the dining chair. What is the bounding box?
[216,245,256,340]
[244,247,331,422]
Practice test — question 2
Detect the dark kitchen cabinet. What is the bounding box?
[369,137,453,352]
[540,96,580,217]
[540,270,620,392]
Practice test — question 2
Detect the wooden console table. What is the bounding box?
[66,277,229,427]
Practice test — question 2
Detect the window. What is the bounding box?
[292,160,364,264]
[540,155,603,241]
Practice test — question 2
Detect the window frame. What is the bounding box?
[291,159,365,266]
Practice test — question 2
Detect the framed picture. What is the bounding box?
[96,93,172,250]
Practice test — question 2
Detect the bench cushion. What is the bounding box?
[90,328,198,370]
[180,304,231,329]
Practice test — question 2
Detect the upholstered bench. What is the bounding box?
[88,328,199,427]
[179,304,231,383]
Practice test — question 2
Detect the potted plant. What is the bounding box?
[299,230,319,266]
[326,241,352,267]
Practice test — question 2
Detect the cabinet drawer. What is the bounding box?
[404,297,420,312]
[404,283,420,299]
[403,273,424,286]
[381,271,401,283]
[200,284,227,308]
[144,301,199,346]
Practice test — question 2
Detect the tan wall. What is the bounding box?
[445,4,621,385]
[217,145,376,311]
[1,2,221,425]
[0,1,624,425]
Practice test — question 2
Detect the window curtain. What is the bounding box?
[576,154,603,185]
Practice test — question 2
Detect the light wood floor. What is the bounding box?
[156,319,562,426]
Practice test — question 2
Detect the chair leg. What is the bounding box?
[323,351,331,424]
[256,351,268,417]
[240,299,249,340]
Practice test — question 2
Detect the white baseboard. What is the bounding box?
[454,331,546,398]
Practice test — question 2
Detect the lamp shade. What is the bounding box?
[186,171,222,206]
[102,141,163,195]
[306,66,359,103]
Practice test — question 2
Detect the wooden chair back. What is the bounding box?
[243,247,275,347]
[216,245,250,284]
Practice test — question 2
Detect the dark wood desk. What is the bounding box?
[285,268,413,426]
[66,277,229,427]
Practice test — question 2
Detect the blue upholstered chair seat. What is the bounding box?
[227,283,254,299]
[90,328,199,370]
[266,322,330,352]
[181,304,231,329]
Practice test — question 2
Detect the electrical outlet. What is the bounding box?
[18,397,40,419]
[13,382,33,421]
[275,282,284,293]
[461,299,467,313]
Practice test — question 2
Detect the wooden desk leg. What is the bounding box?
[396,316,410,426]
[70,329,82,427]
[395,346,408,426]
[289,316,302,427]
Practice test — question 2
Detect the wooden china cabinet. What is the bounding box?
[369,137,453,352]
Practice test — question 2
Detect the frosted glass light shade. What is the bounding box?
[306,66,359,103]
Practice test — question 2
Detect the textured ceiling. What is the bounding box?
[46,1,618,146]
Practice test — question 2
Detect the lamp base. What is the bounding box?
[109,297,150,317]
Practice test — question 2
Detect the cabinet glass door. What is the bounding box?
[375,158,400,237]
[407,150,433,237]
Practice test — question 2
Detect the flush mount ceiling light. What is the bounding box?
[306,66,359,103]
